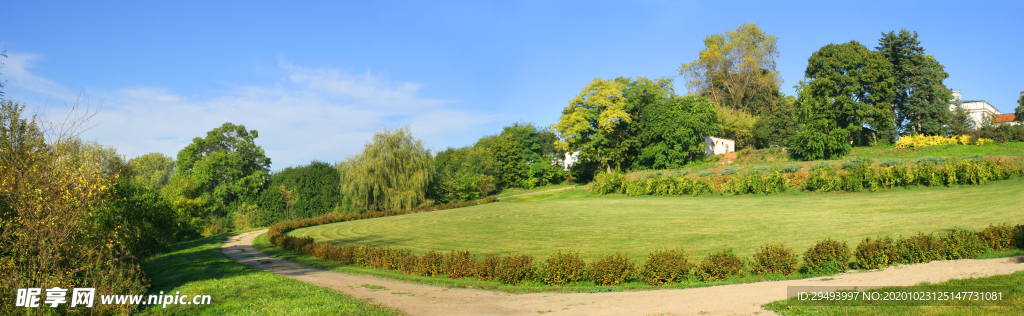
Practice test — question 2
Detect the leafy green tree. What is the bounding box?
[554,77,635,173]
[339,126,433,211]
[714,104,757,149]
[679,23,782,114]
[129,152,175,191]
[799,41,897,145]
[753,95,799,148]
[947,97,975,136]
[634,91,719,170]
[256,160,343,225]
[169,122,271,223]
[877,30,951,135]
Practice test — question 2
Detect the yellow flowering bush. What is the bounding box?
[895,135,993,149]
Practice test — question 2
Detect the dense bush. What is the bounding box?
[399,253,419,274]
[256,160,343,226]
[973,124,1024,143]
[697,250,745,281]
[589,252,635,285]
[940,230,987,260]
[751,243,798,275]
[854,237,897,270]
[803,239,850,274]
[780,164,802,173]
[539,251,587,285]
[443,251,476,279]
[474,254,500,281]
[416,252,444,276]
[978,224,1017,251]
[591,172,625,194]
[641,248,695,285]
[895,233,944,264]
[496,253,536,285]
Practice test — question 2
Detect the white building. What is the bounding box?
[704,136,735,156]
[949,90,1001,128]
[562,151,579,171]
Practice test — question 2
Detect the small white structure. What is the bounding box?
[704,136,735,156]
[949,90,1001,128]
[562,151,580,171]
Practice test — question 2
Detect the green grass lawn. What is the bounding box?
[137,232,399,315]
[764,271,1024,316]
[288,178,1024,263]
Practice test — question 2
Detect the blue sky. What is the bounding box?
[3,1,1021,170]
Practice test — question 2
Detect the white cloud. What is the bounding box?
[5,54,497,169]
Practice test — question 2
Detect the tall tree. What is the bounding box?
[169,122,271,219]
[129,152,175,191]
[679,23,782,114]
[635,94,719,169]
[947,97,975,136]
[1016,91,1024,122]
[877,30,951,135]
[339,126,433,211]
[553,77,635,173]
[800,41,897,144]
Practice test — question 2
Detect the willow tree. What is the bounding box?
[679,23,782,114]
[340,126,434,211]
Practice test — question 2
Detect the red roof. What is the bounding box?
[993,113,1017,123]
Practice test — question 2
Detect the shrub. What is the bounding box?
[752,166,773,174]
[640,248,695,285]
[474,254,500,281]
[780,164,802,173]
[589,252,636,286]
[698,171,713,177]
[854,237,897,270]
[841,158,873,170]
[978,224,1016,251]
[496,253,535,285]
[539,251,587,285]
[941,230,987,260]
[591,172,624,195]
[697,250,745,281]
[399,253,419,274]
[443,251,476,279]
[751,243,798,276]
[417,252,444,276]
[803,238,850,274]
[895,233,944,264]
[721,167,739,175]
[879,159,903,167]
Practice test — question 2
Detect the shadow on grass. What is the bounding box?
[141,233,256,293]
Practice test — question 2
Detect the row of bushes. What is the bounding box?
[895,134,992,149]
[271,217,1024,286]
[592,156,1023,196]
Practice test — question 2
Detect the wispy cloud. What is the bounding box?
[5,53,497,169]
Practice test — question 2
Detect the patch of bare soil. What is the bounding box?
[224,230,1024,315]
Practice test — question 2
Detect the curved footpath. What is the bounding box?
[224,230,1024,316]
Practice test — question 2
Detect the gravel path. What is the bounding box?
[223,229,1024,316]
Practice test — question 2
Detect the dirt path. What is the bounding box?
[497,186,577,199]
[224,230,1024,316]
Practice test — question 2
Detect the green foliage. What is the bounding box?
[803,238,850,274]
[474,254,500,281]
[590,172,625,194]
[789,120,851,161]
[339,126,433,212]
[854,237,897,270]
[416,252,444,276]
[977,224,1016,251]
[589,252,635,286]
[1016,91,1024,122]
[798,41,898,145]
[640,248,695,285]
[720,167,739,175]
[780,164,802,173]
[554,77,634,173]
[751,243,798,276]
[753,95,799,148]
[635,93,720,169]
[540,251,587,285]
[129,152,175,191]
[940,230,987,260]
[697,250,745,281]
[948,98,975,136]
[679,22,782,114]
[894,233,944,264]
[257,160,343,225]
[973,124,1024,143]
[94,168,187,257]
[878,29,951,136]
[496,253,536,285]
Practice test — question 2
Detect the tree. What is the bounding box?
[169,122,271,222]
[877,30,951,135]
[947,97,975,136]
[553,78,635,173]
[635,94,719,169]
[339,126,433,211]
[679,23,782,114]
[799,41,897,145]
[129,152,175,191]
[753,95,799,148]
[256,160,343,225]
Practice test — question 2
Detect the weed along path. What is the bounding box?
[224,230,1024,316]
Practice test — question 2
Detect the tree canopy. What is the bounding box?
[679,22,782,114]
[877,29,951,135]
[339,126,433,211]
[553,77,634,173]
[129,152,175,191]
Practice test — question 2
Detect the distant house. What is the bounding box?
[993,113,1021,126]
[949,90,1001,128]
[704,136,735,156]
[562,151,580,171]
